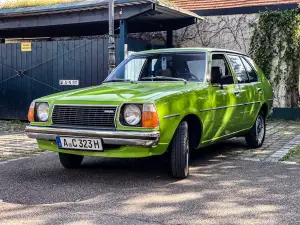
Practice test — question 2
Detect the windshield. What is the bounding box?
[105,52,207,83]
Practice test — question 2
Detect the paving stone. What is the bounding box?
[215,121,300,163]
[0,120,300,163]
[0,121,41,161]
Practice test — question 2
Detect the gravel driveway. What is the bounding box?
[1,152,300,225]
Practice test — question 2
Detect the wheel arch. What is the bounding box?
[260,102,268,119]
[249,103,268,129]
[181,114,203,150]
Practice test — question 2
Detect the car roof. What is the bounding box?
[135,47,249,57]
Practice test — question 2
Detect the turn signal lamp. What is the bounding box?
[142,104,159,128]
[28,101,35,122]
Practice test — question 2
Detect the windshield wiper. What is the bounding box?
[141,76,187,83]
[104,79,134,83]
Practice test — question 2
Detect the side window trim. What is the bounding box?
[241,56,260,83]
[223,53,239,85]
[211,52,237,85]
[238,56,251,83]
[226,53,250,84]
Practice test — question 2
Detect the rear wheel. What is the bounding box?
[59,153,84,169]
[170,121,190,179]
[245,112,266,148]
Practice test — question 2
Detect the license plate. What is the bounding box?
[56,137,103,151]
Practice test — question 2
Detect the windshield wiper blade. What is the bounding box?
[142,76,187,83]
[104,79,134,83]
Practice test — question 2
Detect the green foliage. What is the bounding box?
[250,10,300,107]
[280,144,300,162]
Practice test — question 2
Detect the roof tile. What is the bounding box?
[171,0,300,10]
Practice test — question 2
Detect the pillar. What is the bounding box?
[119,19,128,63]
[167,30,173,48]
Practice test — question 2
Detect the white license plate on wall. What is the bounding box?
[59,80,79,86]
[56,137,103,151]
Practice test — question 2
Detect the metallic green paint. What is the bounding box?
[30,48,273,158]
[37,140,168,158]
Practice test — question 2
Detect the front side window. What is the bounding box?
[228,55,249,84]
[241,57,258,82]
[105,53,207,82]
[211,54,234,85]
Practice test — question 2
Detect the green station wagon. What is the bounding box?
[26,48,273,178]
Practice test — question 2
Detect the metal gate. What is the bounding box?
[0,37,158,120]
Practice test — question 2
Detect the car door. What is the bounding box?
[240,56,263,128]
[227,54,262,129]
[205,53,242,141]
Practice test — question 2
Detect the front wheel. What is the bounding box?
[59,153,84,169]
[245,112,266,148]
[170,121,190,179]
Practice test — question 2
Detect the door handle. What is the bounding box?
[234,90,240,96]
[257,88,262,93]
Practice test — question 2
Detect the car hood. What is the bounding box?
[40,82,202,104]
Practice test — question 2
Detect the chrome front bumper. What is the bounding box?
[25,126,160,147]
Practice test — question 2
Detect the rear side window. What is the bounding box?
[241,57,258,82]
[228,55,249,84]
[244,57,256,68]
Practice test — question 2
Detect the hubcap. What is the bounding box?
[256,115,265,144]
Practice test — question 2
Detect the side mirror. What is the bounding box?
[211,67,223,89]
[218,79,224,89]
[211,80,223,89]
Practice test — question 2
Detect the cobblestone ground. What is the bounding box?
[0,120,300,162]
[0,121,40,161]
[211,120,300,162]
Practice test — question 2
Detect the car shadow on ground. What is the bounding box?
[0,140,246,205]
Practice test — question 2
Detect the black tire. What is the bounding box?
[245,112,266,148]
[170,121,190,179]
[59,153,84,169]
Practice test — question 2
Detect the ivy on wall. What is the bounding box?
[250,9,300,108]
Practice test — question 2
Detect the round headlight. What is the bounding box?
[36,103,49,122]
[124,104,141,126]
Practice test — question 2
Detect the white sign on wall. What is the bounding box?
[59,80,79,86]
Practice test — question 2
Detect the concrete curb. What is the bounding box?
[265,135,300,162]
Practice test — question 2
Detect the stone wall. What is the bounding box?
[175,14,258,54]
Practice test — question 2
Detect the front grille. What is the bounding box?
[52,105,117,128]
